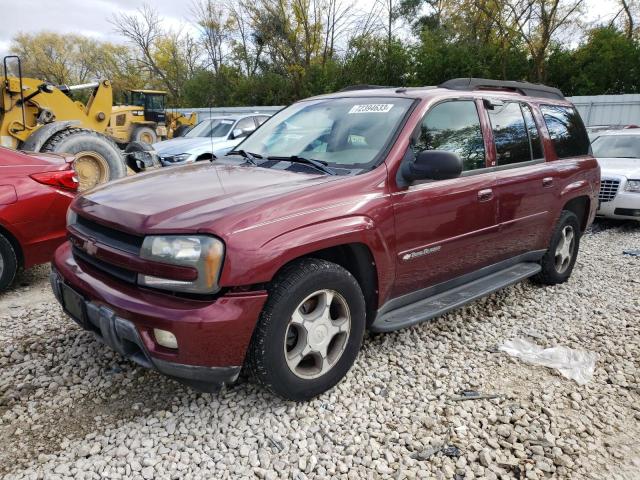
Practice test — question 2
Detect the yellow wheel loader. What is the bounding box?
[1,56,127,191]
[107,90,196,145]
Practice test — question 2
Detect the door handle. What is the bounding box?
[477,188,493,202]
[543,177,554,188]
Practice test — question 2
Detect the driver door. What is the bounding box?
[391,99,501,298]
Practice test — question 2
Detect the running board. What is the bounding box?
[371,262,541,332]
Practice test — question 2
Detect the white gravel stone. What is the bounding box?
[0,223,639,479]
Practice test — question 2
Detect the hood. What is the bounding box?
[153,137,229,155]
[596,157,640,179]
[75,162,337,235]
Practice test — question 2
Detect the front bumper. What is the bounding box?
[51,242,268,391]
[158,154,195,167]
[597,186,640,221]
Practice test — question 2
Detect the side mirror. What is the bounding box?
[398,150,462,187]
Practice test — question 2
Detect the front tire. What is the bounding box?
[132,126,158,144]
[247,259,366,401]
[0,233,18,292]
[533,210,581,285]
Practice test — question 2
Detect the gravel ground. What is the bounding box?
[1,221,638,480]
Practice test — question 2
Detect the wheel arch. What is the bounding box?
[562,195,591,233]
[0,222,23,268]
[280,243,379,327]
[196,153,214,161]
[224,216,393,326]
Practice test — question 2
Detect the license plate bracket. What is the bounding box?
[61,283,87,324]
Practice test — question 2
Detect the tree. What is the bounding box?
[9,32,142,98]
[502,0,585,82]
[111,4,201,104]
[192,0,233,73]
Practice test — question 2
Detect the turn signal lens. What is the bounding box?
[30,170,79,191]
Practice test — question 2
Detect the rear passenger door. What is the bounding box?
[485,100,557,258]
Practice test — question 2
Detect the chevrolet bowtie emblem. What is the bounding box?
[84,238,98,255]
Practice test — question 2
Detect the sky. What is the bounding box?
[0,0,623,58]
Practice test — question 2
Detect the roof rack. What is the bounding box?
[439,78,564,100]
[339,84,394,92]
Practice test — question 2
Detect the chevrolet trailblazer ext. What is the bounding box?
[51,79,599,400]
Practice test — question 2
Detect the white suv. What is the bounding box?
[592,131,640,221]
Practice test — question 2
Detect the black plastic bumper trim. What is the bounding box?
[50,269,241,392]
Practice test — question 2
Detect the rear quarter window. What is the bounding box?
[540,105,590,159]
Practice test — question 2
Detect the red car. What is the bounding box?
[0,147,78,291]
[52,79,599,400]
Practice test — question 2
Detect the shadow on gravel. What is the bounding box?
[588,218,640,234]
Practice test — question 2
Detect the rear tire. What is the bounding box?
[132,126,158,144]
[533,210,581,285]
[0,233,18,292]
[40,128,126,191]
[247,259,366,401]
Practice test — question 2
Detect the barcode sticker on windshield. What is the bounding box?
[348,104,394,114]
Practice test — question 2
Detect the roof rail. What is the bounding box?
[339,84,394,92]
[439,78,564,100]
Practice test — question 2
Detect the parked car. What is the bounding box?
[51,79,599,400]
[0,147,78,291]
[153,114,271,167]
[592,130,640,221]
[587,124,639,142]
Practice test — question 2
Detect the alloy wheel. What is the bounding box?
[284,289,351,379]
[554,225,575,274]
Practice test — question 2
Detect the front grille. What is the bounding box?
[75,215,143,255]
[72,215,143,284]
[73,246,138,284]
[599,179,620,203]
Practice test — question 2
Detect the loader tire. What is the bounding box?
[41,128,126,191]
[132,126,158,144]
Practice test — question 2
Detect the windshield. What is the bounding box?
[186,118,235,138]
[592,135,640,159]
[234,97,414,171]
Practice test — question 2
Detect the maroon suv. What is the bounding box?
[51,79,599,400]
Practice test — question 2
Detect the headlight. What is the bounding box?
[138,235,225,294]
[66,209,77,227]
[625,179,640,193]
[173,153,192,162]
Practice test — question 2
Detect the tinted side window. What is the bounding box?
[521,104,544,160]
[235,117,256,132]
[416,100,486,171]
[488,102,530,166]
[540,105,590,158]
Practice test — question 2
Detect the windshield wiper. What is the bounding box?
[268,155,337,175]
[227,149,263,165]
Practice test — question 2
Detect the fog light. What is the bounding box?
[153,329,178,349]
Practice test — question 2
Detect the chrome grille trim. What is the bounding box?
[599,178,620,203]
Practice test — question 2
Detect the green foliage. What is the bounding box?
[548,27,640,96]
